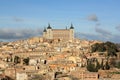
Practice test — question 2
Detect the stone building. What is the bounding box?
[43,24,74,41]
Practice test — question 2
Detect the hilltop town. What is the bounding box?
[0,25,120,80]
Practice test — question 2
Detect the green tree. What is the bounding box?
[87,59,101,72]
[98,43,106,52]
[105,41,118,57]
[95,59,101,71]
[104,61,110,70]
[87,61,96,72]
[91,43,99,52]
[100,59,104,70]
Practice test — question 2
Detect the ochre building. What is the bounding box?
[43,24,74,41]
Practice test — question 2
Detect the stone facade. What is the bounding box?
[43,24,74,41]
[16,72,27,80]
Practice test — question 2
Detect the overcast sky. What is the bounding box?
[0,0,120,43]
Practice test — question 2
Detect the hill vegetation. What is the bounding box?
[91,41,119,57]
[87,41,120,72]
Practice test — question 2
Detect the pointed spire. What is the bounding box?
[70,23,74,29]
[47,23,52,29]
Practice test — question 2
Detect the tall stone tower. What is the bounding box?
[46,24,53,39]
[43,27,47,38]
[69,23,74,40]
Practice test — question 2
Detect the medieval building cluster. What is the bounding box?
[0,24,120,80]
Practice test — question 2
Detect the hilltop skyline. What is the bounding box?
[0,0,120,43]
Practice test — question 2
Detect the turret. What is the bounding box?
[47,23,52,29]
[70,23,74,29]
[69,23,74,41]
[46,24,53,39]
[43,27,47,38]
[43,27,47,32]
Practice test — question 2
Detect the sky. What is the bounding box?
[0,0,120,43]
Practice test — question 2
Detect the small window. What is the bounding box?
[23,68,25,70]
[37,66,39,69]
